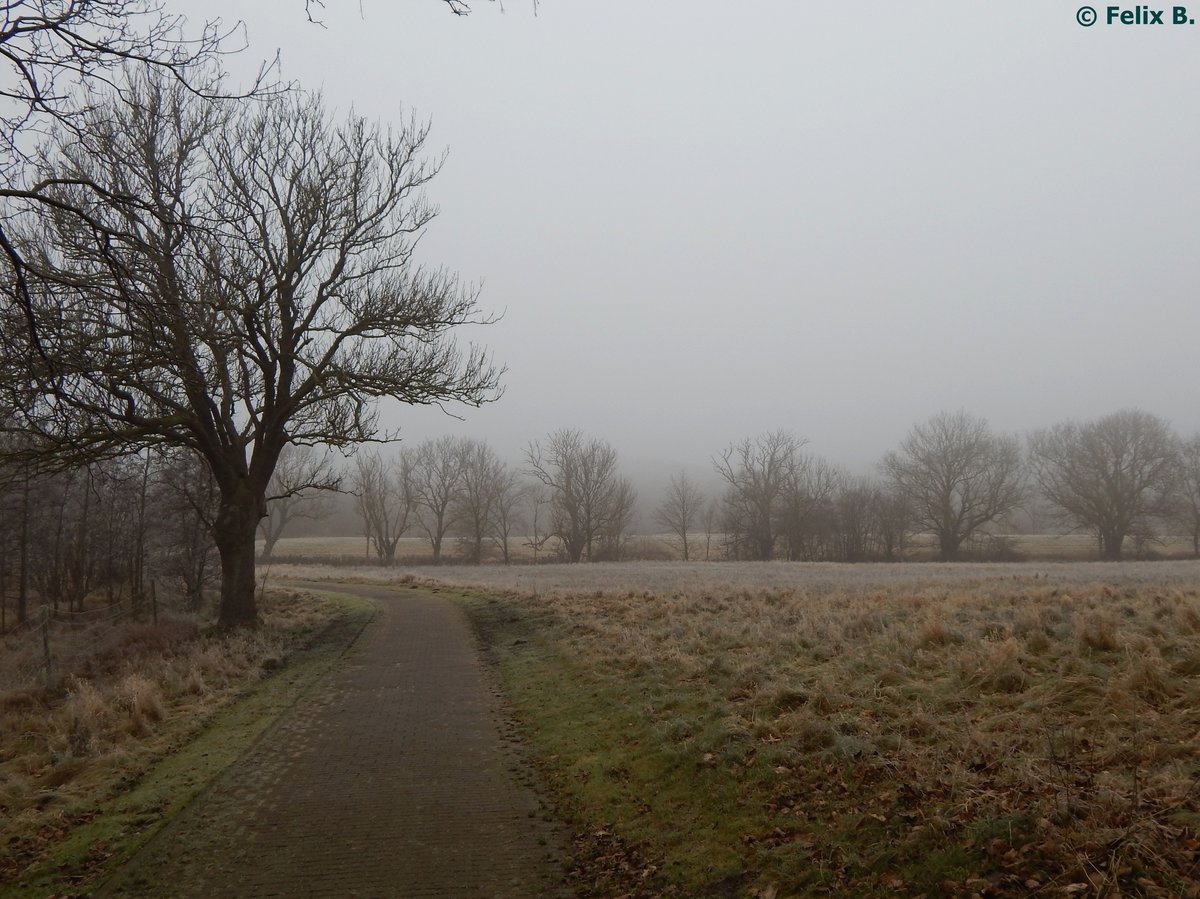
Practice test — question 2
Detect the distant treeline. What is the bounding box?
[2,407,1195,627]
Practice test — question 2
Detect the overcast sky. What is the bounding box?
[178,0,1200,489]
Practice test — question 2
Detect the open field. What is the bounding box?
[289,559,1200,897]
[261,533,1200,567]
[271,557,1200,595]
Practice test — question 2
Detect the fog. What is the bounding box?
[180,0,1200,485]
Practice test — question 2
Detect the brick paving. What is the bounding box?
[98,584,571,898]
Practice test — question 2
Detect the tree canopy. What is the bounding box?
[1,74,501,624]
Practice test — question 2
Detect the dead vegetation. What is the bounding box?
[0,590,339,886]
[442,562,1200,896]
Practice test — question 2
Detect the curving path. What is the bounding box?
[97,583,571,898]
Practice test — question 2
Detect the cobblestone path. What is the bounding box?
[97,583,570,898]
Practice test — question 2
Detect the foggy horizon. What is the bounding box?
[171,1,1200,484]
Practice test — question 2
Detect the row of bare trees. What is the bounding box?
[1,404,1194,622]
[253,407,1200,568]
[351,437,522,565]
[694,431,911,563]
[703,409,1188,563]
[344,429,636,565]
[883,408,1190,561]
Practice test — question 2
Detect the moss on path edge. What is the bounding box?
[7,590,376,899]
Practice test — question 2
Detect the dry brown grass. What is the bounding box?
[0,589,340,884]
[429,561,1200,896]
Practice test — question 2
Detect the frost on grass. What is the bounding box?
[372,559,1200,897]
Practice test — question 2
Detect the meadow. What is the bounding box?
[285,557,1200,897]
[260,532,1200,568]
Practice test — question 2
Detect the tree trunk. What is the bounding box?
[261,503,292,560]
[213,491,263,627]
[938,533,961,561]
[17,476,29,626]
[1100,529,1123,561]
[565,535,584,563]
[756,533,774,561]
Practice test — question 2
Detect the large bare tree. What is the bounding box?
[882,411,1023,561]
[1029,409,1178,560]
[0,76,500,625]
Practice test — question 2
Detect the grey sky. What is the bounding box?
[181,1,1200,485]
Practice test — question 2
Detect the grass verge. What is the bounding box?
[2,589,374,898]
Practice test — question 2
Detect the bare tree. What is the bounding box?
[0,76,500,625]
[778,454,840,561]
[830,476,877,563]
[1175,434,1200,558]
[594,476,637,561]
[882,411,1023,561]
[525,429,632,563]
[353,450,415,565]
[0,3,258,152]
[0,1,494,339]
[522,484,553,563]
[714,431,804,561]
[411,436,467,564]
[489,468,525,565]
[701,496,719,561]
[655,471,705,561]
[1029,409,1178,561]
[454,438,505,564]
[873,485,912,562]
[0,3,282,356]
[259,445,337,559]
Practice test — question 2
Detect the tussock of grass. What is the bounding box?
[0,589,341,887]
[455,563,1200,897]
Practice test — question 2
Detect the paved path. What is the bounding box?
[98,584,571,898]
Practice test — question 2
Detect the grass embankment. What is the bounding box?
[462,577,1200,897]
[0,588,374,897]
